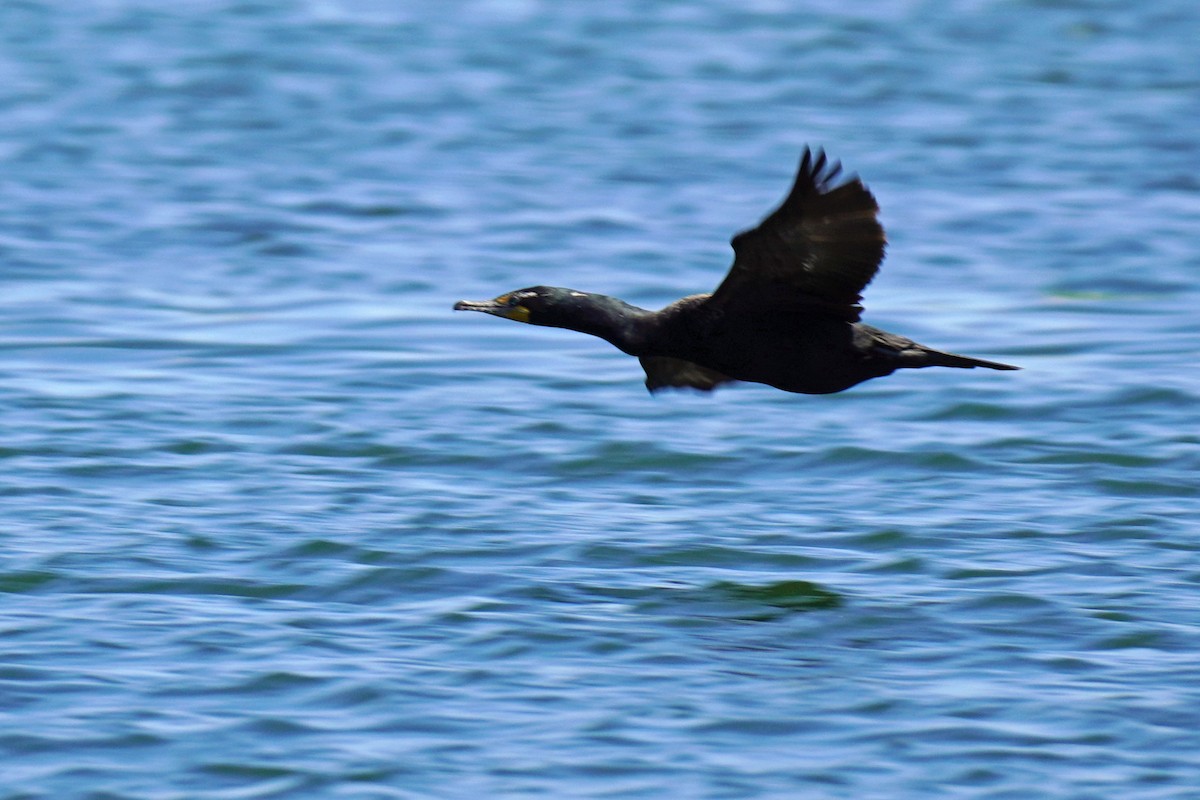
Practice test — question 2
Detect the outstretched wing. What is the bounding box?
[640,356,736,393]
[708,148,886,322]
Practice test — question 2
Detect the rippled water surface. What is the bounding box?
[2,2,1199,798]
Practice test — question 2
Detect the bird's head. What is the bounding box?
[453,286,585,327]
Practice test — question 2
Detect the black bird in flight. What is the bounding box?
[455,148,1018,394]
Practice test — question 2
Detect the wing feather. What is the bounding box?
[708,147,886,322]
[640,356,736,393]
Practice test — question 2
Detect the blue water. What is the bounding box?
[2,2,1199,798]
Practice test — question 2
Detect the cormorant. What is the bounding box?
[454,148,1019,394]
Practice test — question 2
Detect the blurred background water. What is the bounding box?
[1,1,1198,798]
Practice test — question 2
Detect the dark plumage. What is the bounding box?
[454,148,1019,394]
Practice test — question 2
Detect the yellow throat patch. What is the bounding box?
[494,294,531,323]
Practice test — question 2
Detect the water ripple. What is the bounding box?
[2,1,1199,798]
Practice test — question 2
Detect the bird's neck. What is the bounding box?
[551,293,656,355]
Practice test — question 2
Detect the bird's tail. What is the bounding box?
[918,349,1020,371]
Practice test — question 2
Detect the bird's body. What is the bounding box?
[455,148,1018,394]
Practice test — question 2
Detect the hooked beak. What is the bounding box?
[453,299,504,314]
[453,297,531,323]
